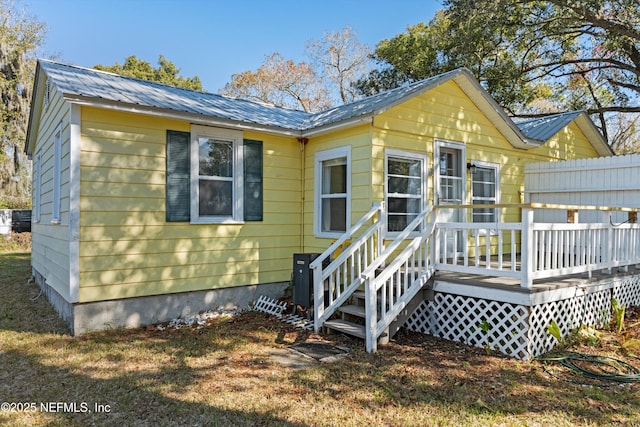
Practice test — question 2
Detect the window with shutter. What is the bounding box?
[167,129,263,224]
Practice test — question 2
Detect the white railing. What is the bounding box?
[361,206,436,352]
[311,202,385,333]
[530,221,640,281]
[433,204,640,288]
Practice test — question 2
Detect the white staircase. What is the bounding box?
[311,203,437,352]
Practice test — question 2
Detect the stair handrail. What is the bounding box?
[309,201,384,271]
[359,205,435,352]
[311,202,385,332]
[359,206,434,283]
[367,221,437,350]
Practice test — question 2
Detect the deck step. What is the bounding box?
[324,319,366,339]
[352,290,365,301]
[339,304,366,318]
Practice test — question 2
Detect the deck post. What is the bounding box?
[364,275,376,353]
[312,265,323,333]
[521,207,534,288]
[602,211,613,274]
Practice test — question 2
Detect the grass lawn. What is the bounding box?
[1,235,639,426]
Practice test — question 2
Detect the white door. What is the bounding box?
[436,143,465,257]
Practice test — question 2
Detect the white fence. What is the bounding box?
[525,154,640,223]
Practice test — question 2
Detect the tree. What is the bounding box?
[220,26,372,112]
[219,52,331,112]
[94,55,203,91]
[357,0,640,149]
[0,0,45,207]
[305,25,372,104]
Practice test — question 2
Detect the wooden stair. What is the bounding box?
[323,319,366,339]
[323,275,432,344]
[324,290,367,339]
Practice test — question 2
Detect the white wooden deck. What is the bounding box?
[312,202,640,356]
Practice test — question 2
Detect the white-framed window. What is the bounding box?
[190,125,243,224]
[33,152,42,223]
[470,161,500,230]
[385,149,427,234]
[314,146,351,238]
[51,123,62,224]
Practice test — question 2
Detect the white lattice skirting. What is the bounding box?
[405,274,640,360]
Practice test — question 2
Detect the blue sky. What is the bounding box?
[21,0,442,93]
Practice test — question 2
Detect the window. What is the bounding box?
[315,147,351,237]
[385,150,427,234]
[167,129,262,223]
[52,124,62,223]
[470,161,499,226]
[190,125,243,223]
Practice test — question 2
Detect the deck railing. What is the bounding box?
[433,204,640,288]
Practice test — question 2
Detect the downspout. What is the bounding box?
[298,137,308,252]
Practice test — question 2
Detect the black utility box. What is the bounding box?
[292,253,321,308]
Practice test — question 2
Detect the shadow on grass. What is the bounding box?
[285,335,640,424]
[0,346,306,427]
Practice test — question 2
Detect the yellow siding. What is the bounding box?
[78,108,301,303]
[302,125,372,253]
[30,82,72,301]
[372,80,600,221]
[368,81,599,257]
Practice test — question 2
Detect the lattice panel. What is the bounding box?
[613,275,640,308]
[402,272,640,360]
[406,294,530,360]
[527,288,612,358]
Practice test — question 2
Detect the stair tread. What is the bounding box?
[339,304,366,317]
[352,290,365,300]
[324,319,366,339]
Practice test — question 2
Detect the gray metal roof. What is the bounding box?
[35,60,607,154]
[39,60,310,131]
[38,60,463,133]
[516,111,583,142]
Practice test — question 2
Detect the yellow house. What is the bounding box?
[26,60,613,338]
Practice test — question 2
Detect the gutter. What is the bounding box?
[62,94,305,138]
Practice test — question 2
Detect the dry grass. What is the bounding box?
[1,243,639,426]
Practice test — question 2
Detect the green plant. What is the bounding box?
[547,321,563,344]
[479,320,492,352]
[612,298,626,334]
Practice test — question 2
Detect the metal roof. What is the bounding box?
[516,111,583,142]
[38,60,464,133]
[31,60,610,155]
[39,60,310,131]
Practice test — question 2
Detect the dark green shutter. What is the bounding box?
[243,139,263,221]
[166,130,191,222]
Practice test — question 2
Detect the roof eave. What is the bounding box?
[301,114,375,137]
[63,94,304,137]
[25,61,46,155]
[574,112,614,156]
